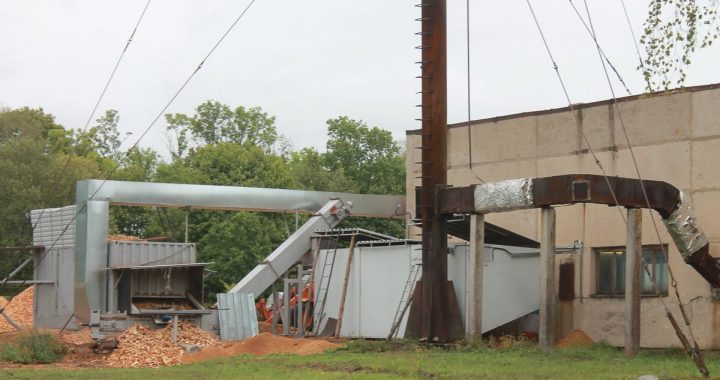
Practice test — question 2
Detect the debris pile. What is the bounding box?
[60,328,93,346]
[105,321,221,368]
[0,286,35,332]
[556,329,594,348]
[182,333,343,363]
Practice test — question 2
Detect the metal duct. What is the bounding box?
[663,191,709,260]
[474,178,534,214]
[434,174,718,287]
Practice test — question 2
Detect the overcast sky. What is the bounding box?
[2,1,719,159]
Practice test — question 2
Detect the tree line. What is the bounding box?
[0,101,405,295]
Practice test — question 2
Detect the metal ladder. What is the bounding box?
[312,235,340,336]
[387,260,422,340]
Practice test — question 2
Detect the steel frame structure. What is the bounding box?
[74,179,406,323]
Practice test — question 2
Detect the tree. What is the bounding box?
[87,110,130,161]
[165,101,278,158]
[0,107,103,294]
[324,116,405,195]
[320,117,406,237]
[641,0,720,90]
[288,147,357,192]
[198,212,286,294]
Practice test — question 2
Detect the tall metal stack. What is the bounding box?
[414,0,461,342]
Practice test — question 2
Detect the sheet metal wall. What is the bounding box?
[448,244,541,333]
[108,241,196,267]
[216,292,259,341]
[30,205,76,248]
[315,242,540,338]
[33,247,76,329]
[314,244,418,338]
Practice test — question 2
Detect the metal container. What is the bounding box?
[315,241,541,339]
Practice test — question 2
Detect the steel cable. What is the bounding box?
[30,0,152,233]
[579,0,705,369]
[1,0,258,323]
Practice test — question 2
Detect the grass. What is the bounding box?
[1,340,717,379]
[0,331,67,364]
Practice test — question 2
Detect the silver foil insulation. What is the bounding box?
[663,191,708,260]
[473,178,534,214]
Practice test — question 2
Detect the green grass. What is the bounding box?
[1,341,717,379]
[0,331,67,364]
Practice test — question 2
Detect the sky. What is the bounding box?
[2,1,720,159]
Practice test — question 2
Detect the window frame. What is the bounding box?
[593,244,668,298]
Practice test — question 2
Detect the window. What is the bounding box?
[595,245,668,296]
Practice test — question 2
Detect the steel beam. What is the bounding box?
[74,179,405,324]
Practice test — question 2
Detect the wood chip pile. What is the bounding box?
[105,321,221,368]
[0,286,34,333]
[108,234,142,241]
[556,329,594,348]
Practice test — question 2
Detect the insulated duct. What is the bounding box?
[436,174,719,288]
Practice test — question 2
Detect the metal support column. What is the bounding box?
[417,0,455,343]
[539,207,556,351]
[466,214,484,340]
[282,276,290,336]
[625,208,642,356]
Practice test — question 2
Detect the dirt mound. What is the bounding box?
[0,286,34,332]
[556,329,594,348]
[182,333,343,364]
[105,321,221,368]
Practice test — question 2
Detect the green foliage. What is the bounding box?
[198,212,286,294]
[324,116,405,195]
[0,107,104,286]
[0,331,67,364]
[79,109,131,161]
[288,148,358,193]
[0,101,407,299]
[641,0,720,90]
[165,101,278,159]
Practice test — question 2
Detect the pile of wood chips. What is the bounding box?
[0,286,34,333]
[108,234,142,241]
[105,321,221,368]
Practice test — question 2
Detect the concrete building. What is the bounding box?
[406,83,720,348]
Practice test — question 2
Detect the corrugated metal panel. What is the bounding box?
[108,241,196,267]
[34,247,76,329]
[131,268,189,297]
[216,292,258,341]
[30,205,76,247]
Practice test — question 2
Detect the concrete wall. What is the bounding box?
[406,84,720,348]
